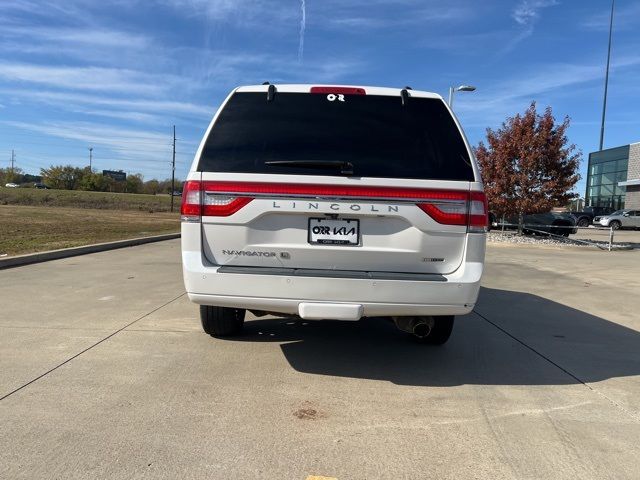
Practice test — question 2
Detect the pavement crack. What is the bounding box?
[0,292,186,402]
[474,309,640,423]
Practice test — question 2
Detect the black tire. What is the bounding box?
[200,305,245,337]
[610,220,621,231]
[417,316,455,345]
[577,217,590,227]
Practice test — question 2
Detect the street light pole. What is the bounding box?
[171,125,176,213]
[88,147,93,171]
[599,0,615,151]
[448,85,476,109]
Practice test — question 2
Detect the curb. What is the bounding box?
[0,233,181,270]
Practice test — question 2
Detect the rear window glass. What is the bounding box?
[198,92,474,181]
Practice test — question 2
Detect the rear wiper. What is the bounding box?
[265,160,354,175]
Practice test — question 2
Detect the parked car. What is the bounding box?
[34,183,50,189]
[490,211,577,236]
[594,209,640,230]
[568,206,615,227]
[181,84,487,345]
[4,182,19,188]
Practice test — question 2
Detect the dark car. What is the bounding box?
[568,206,614,227]
[34,183,50,189]
[490,211,577,236]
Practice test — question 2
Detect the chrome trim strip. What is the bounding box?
[202,191,467,204]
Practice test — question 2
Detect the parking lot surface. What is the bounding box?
[1,240,639,479]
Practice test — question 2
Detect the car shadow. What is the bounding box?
[224,287,640,386]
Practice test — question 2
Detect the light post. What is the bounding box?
[88,147,93,171]
[599,0,615,151]
[448,85,476,108]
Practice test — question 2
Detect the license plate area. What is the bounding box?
[308,218,360,246]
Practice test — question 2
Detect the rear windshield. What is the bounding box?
[198,92,474,181]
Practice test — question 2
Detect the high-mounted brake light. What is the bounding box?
[310,86,366,95]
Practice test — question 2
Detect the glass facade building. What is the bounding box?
[585,145,629,210]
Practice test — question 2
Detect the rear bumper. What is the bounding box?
[188,293,475,318]
[182,223,485,318]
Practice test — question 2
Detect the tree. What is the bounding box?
[79,172,115,192]
[0,167,24,184]
[125,173,144,194]
[474,102,581,226]
[143,179,161,195]
[40,165,86,190]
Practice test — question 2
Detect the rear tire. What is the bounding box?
[416,315,455,345]
[200,305,245,337]
[577,217,590,227]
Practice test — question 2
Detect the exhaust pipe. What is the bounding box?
[412,321,432,339]
[393,316,434,339]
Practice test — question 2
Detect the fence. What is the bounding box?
[489,222,639,251]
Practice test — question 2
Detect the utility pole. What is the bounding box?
[88,147,93,171]
[599,0,615,151]
[10,149,15,174]
[171,125,176,213]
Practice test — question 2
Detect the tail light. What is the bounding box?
[202,195,252,216]
[180,180,201,220]
[180,180,253,220]
[468,191,488,232]
[182,180,487,232]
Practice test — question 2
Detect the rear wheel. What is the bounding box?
[416,315,455,345]
[577,217,590,227]
[200,305,245,337]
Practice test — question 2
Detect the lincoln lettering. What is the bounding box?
[272,201,399,213]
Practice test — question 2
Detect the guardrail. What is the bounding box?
[489,223,637,251]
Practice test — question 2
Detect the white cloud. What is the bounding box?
[582,3,640,31]
[157,0,295,24]
[0,89,213,117]
[70,109,164,124]
[0,24,150,49]
[456,55,640,127]
[0,62,177,95]
[3,120,179,169]
[5,120,171,149]
[326,6,470,29]
[512,0,558,26]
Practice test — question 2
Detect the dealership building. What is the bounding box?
[585,142,640,210]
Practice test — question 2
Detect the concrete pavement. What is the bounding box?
[1,240,639,479]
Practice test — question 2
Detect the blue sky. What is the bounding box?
[1,0,639,196]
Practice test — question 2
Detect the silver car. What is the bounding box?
[594,209,640,230]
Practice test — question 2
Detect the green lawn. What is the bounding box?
[0,187,178,212]
[0,205,180,256]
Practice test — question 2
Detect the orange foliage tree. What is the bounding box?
[474,102,581,220]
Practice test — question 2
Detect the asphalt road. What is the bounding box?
[1,240,639,479]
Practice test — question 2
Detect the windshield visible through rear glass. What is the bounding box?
[197,92,475,181]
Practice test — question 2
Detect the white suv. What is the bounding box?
[181,84,487,344]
